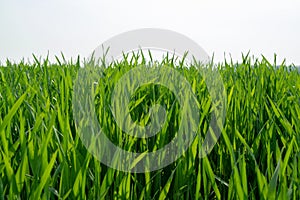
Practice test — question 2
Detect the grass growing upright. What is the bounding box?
[0,53,300,199]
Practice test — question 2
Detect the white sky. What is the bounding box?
[0,0,299,65]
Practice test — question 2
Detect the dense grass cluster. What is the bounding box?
[0,54,300,199]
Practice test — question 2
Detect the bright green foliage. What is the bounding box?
[0,53,300,199]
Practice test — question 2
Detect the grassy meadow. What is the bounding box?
[0,53,300,199]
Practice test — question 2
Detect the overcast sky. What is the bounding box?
[0,0,299,65]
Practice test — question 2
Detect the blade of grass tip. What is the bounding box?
[55,56,62,66]
[148,49,153,63]
[32,54,40,67]
[60,52,66,64]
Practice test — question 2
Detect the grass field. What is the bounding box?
[0,53,300,199]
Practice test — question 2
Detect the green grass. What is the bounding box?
[0,53,300,199]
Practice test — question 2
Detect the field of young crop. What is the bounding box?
[0,53,300,199]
